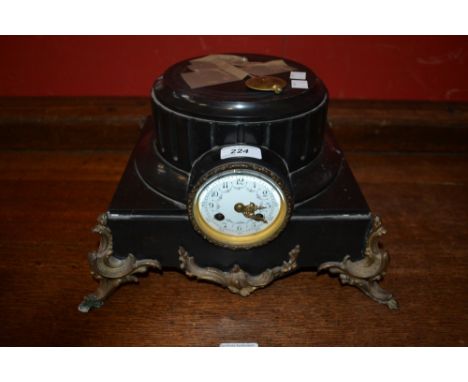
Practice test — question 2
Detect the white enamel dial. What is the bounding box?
[190,168,289,248]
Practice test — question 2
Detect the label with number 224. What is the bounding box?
[220,145,262,160]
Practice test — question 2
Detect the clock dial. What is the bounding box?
[190,168,291,249]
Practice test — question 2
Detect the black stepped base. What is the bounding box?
[107,123,371,274]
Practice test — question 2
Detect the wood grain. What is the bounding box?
[0,98,467,346]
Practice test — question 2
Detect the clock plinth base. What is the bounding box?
[79,215,397,312]
[78,121,397,312]
[178,245,300,297]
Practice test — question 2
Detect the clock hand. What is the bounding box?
[252,213,268,224]
[234,202,265,213]
[234,202,268,224]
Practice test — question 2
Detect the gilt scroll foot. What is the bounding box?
[318,216,398,310]
[78,213,161,313]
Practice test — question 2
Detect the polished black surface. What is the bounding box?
[134,118,343,205]
[153,54,327,121]
[151,54,329,172]
[108,125,370,273]
[106,54,371,273]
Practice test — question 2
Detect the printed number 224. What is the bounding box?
[231,148,248,154]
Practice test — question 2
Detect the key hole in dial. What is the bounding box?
[214,213,225,221]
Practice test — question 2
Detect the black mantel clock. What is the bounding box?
[78,54,398,312]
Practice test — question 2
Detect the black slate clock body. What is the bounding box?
[79,54,397,312]
[109,54,370,271]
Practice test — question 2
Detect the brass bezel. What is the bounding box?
[187,162,292,250]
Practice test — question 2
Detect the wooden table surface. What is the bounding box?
[0,98,467,346]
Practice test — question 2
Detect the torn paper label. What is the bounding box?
[191,54,248,66]
[212,60,249,80]
[291,80,309,89]
[181,55,296,89]
[290,71,306,80]
[187,61,219,71]
[181,69,240,89]
[239,59,295,77]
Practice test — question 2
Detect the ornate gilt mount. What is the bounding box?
[78,213,161,313]
[178,245,300,296]
[318,216,398,310]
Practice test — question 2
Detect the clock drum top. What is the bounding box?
[79,54,397,313]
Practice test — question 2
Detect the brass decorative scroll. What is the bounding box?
[78,213,161,313]
[318,216,398,310]
[178,245,300,296]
